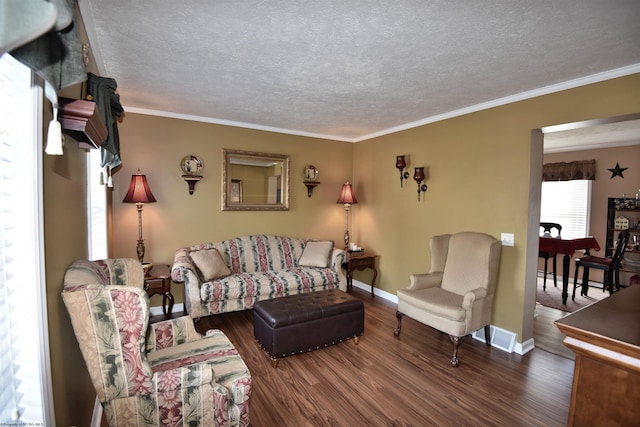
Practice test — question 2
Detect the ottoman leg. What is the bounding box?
[353,336,360,345]
[271,358,280,369]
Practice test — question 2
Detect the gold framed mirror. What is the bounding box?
[222,149,290,211]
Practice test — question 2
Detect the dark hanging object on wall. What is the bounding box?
[608,162,627,179]
[59,97,108,149]
[9,0,86,90]
[396,155,410,187]
[413,167,428,201]
[87,73,124,170]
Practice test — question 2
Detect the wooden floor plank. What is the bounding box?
[194,288,574,426]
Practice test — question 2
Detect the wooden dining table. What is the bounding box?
[539,236,601,304]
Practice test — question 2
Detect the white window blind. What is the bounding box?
[0,54,54,424]
[540,180,592,239]
[87,148,108,260]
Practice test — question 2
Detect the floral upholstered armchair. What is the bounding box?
[62,258,251,427]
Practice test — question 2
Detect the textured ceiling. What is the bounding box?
[79,0,640,144]
[544,118,640,153]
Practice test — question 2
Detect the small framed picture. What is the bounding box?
[231,179,242,203]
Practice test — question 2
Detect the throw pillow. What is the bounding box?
[190,249,231,281]
[298,240,334,268]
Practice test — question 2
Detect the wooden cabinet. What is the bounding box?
[555,286,640,426]
[606,197,640,280]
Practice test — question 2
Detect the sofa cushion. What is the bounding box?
[199,267,341,305]
[190,249,231,281]
[297,240,334,268]
[223,235,306,273]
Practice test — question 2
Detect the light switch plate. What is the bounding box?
[501,233,514,247]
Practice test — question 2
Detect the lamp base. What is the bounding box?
[343,204,351,250]
[136,239,145,264]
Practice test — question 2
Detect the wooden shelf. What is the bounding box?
[303,180,320,197]
[59,97,107,149]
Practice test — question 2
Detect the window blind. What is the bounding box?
[540,180,592,240]
[0,54,54,424]
[87,148,108,260]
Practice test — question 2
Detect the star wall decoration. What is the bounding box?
[608,162,627,179]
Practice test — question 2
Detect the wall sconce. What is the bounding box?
[395,155,410,187]
[122,170,157,263]
[303,164,320,197]
[413,167,428,201]
[180,155,203,195]
[336,182,358,249]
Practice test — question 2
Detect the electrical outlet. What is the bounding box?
[501,233,514,247]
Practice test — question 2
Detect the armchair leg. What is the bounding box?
[449,335,464,367]
[393,311,404,336]
[484,325,491,346]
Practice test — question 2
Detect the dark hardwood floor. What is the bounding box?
[194,288,574,426]
[533,275,609,360]
[534,303,575,360]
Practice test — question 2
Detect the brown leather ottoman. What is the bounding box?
[253,289,364,368]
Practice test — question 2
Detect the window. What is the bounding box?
[87,148,108,260]
[540,180,592,239]
[0,54,54,424]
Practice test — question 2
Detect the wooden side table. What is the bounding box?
[343,251,378,296]
[144,264,174,319]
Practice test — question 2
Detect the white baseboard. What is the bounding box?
[149,303,185,318]
[352,279,398,303]
[515,338,536,355]
[90,396,102,427]
[471,325,517,353]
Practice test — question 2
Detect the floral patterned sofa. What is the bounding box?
[62,258,252,427]
[171,235,347,319]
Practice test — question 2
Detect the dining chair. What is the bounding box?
[539,222,562,291]
[572,229,630,300]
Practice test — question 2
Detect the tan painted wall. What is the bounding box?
[111,114,354,305]
[350,74,640,342]
[542,145,640,283]
[44,142,95,426]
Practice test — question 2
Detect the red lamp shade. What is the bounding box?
[123,173,156,204]
[336,182,358,205]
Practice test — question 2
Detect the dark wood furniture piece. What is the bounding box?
[538,222,562,290]
[573,229,630,299]
[606,197,640,285]
[538,237,600,304]
[253,289,364,368]
[555,286,640,426]
[343,251,378,296]
[144,264,174,319]
[605,197,640,257]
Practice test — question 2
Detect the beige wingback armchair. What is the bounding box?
[62,258,252,426]
[394,232,502,367]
